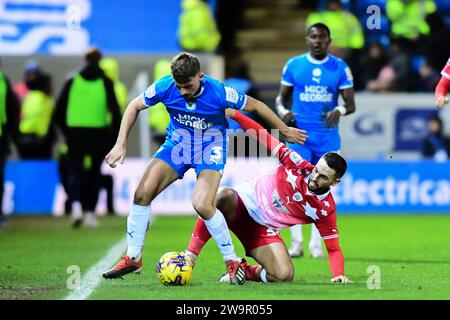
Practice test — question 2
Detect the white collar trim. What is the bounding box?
[307,53,329,65]
[192,86,204,98]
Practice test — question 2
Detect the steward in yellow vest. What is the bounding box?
[306,0,364,51]
[17,73,55,159]
[55,49,121,157]
[178,0,221,52]
[386,0,436,40]
[54,48,121,227]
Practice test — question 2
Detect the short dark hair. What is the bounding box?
[170,52,200,84]
[307,23,331,38]
[85,47,102,65]
[323,152,347,179]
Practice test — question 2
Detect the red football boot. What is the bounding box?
[102,256,142,279]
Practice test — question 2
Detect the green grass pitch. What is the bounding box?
[1,214,449,300]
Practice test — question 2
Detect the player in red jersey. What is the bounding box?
[435,58,450,109]
[185,110,352,283]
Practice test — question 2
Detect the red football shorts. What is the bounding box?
[228,193,284,256]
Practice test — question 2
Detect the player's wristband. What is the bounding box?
[275,96,290,118]
[334,106,347,116]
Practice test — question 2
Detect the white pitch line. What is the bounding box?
[64,237,127,300]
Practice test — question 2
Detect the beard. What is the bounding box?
[308,180,330,195]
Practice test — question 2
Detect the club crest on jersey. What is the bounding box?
[289,152,303,166]
[293,192,303,202]
[186,101,196,111]
[312,68,322,77]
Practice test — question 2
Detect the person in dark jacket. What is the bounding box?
[54,48,121,228]
[0,60,20,228]
[421,115,450,162]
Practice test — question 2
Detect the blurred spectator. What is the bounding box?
[225,52,261,101]
[215,0,244,54]
[386,0,436,42]
[13,60,41,102]
[99,57,128,215]
[54,48,121,228]
[423,12,450,74]
[57,143,118,216]
[306,0,364,88]
[148,59,171,147]
[0,61,20,228]
[100,57,129,114]
[359,42,389,90]
[297,0,318,9]
[224,52,268,157]
[306,0,364,58]
[56,143,72,215]
[178,0,221,53]
[421,115,450,162]
[367,38,415,92]
[16,72,55,159]
[417,60,440,92]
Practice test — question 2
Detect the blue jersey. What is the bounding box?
[143,74,247,146]
[281,53,353,132]
[142,74,247,177]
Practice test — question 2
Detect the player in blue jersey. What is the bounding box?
[275,23,356,259]
[102,52,307,284]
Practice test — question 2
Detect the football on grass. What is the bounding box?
[156,251,192,286]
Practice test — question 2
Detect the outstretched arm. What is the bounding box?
[435,76,450,109]
[324,237,351,283]
[241,96,307,144]
[105,96,148,168]
[229,109,309,170]
[324,237,344,277]
[228,109,283,153]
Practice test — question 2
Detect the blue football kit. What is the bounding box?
[142,74,247,177]
[281,53,353,164]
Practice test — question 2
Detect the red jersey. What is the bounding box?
[237,143,339,240]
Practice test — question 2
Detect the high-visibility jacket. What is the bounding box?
[178,0,221,52]
[20,90,54,137]
[66,74,109,128]
[306,10,364,49]
[386,0,436,39]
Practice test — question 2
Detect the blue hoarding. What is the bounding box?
[3,160,450,215]
[334,161,450,213]
[0,0,181,55]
